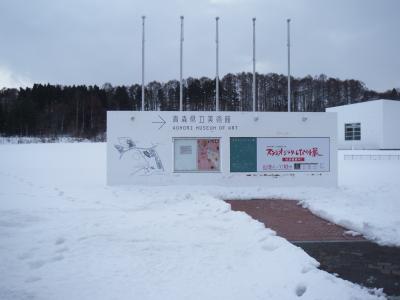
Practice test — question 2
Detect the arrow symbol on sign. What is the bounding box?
[152,115,166,130]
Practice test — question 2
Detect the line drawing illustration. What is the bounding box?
[114,137,164,175]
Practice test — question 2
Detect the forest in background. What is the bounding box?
[0,72,399,139]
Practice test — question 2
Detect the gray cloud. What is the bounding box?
[0,0,398,91]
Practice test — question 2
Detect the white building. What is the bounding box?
[326,99,400,150]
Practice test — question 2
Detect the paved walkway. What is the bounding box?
[225,199,365,242]
[226,199,400,297]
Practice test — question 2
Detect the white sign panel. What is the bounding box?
[107,111,338,186]
[256,137,330,172]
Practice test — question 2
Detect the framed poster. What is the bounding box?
[197,139,220,171]
[173,138,220,172]
[174,138,197,171]
[256,137,330,172]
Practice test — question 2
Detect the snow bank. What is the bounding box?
[0,144,387,299]
[212,150,400,247]
[303,150,400,246]
[0,135,105,144]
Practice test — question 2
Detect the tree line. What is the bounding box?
[0,72,399,139]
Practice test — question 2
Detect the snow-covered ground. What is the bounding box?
[0,143,394,300]
[216,150,400,247]
[0,136,103,144]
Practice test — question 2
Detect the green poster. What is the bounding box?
[230,137,257,172]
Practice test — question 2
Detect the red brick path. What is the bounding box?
[225,199,365,242]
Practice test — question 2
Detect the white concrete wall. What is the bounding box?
[382,100,400,149]
[107,111,337,187]
[327,101,383,149]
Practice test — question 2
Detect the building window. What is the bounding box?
[345,123,361,141]
[173,138,220,172]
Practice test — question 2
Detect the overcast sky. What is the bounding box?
[0,0,399,91]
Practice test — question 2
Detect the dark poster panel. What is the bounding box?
[230,137,257,172]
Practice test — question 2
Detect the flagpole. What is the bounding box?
[141,16,145,111]
[252,17,256,112]
[287,18,291,112]
[216,17,220,111]
[180,16,184,111]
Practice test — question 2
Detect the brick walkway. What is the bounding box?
[225,199,365,242]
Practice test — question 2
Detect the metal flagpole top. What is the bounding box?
[180,16,184,41]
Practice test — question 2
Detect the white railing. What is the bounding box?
[344,154,400,160]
